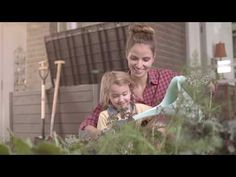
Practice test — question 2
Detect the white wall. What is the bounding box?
[0,23,27,141]
[232,23,236,31]
[186,23,202,66]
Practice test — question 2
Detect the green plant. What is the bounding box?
[1,64,236,154]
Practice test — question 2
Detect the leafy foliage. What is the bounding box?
[1,64,236,154]
[0,143,10,155]
[82,123,157,155]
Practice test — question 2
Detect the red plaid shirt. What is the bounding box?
[79,68,178,130]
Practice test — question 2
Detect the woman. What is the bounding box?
[79,24,178,138]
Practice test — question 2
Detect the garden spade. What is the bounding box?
[35,60,49,144]
[38,60,49,139]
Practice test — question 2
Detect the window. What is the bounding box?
[233,28,236,78]
[57,22,79,32]
[57,22,104,32]
[233,30,236,59]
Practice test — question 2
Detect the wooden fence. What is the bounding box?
[10,84,99,140]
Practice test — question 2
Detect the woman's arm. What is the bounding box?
[79,103,103,130]
[79,103,103,139]
[84,125,101,139]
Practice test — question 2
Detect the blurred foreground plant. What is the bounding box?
[1,64,236,154]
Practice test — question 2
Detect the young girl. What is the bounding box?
[97,71,152,131]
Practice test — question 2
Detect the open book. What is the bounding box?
[133,76,203,121]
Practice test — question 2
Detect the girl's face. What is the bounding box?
[127,43,154,78]
[109,83,131,110]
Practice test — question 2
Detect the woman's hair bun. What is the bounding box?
[129,24,155,35]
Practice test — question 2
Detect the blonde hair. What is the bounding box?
[126,24,157,57]
[99,71,135,108]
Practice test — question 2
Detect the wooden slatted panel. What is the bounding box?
[45,22,129,86]
[10,84,99,139]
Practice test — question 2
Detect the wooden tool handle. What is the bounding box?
[50,60,65,137]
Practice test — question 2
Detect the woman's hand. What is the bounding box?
[84,125,102,140]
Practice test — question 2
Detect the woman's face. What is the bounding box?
[109,83,131,110]
[127,43,154,78]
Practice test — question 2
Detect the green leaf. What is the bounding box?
[33,143,64,155]
[11,137,33,155]
[0,144,10,155]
